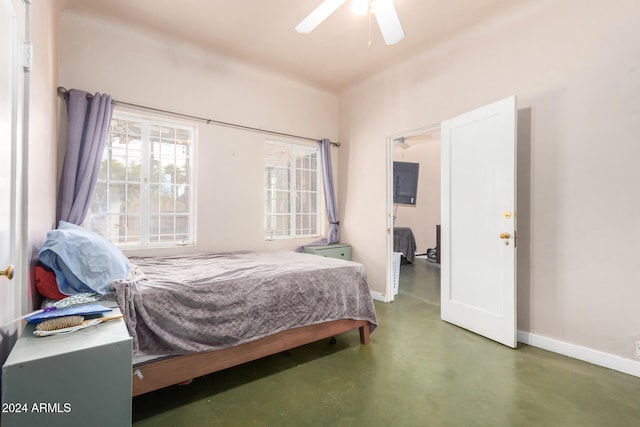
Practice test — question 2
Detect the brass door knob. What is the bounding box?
[1,265,14,280]
[499,232,511,239]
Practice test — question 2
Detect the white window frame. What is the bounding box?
[264,140,322,240]
[84,111,196,248]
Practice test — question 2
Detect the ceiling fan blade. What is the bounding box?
[371,0,404,45]
[295,0,348,34]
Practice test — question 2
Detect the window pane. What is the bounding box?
[265,190,275,217]
[149,215,160,242]
[126,184,141,215]
[84,114,195,248]
[92,182,108,213]
[176,216,189,235]
[264,141,320,239]
[127,121,141,137]
[109,183,126,212]
[125,215,141,245]
[160,186,175,214]
[276,168,289,190]
[276,191,290,213]
[265,168,273,187]
[176,128,190,143]
[150,162,158,182]
[110,155,127,182]
[175,158,189,184]
[127,155,142,181]
[277,216,289,236]
[175,187,189,213]
[98,155,109,180]
[159,215,174,235]
[125,133,142,147]
[311,192,317,213]
[150,152,162,182]
[87,215,106,236]
[161,126,175,140]
[161,157,176,184]
[266,144,291,167]
[296,214,303,234]
[150,184,160,213]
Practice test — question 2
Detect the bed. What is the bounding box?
[37,224,377,396]
[393,226,417,263]
[111,251,378,396]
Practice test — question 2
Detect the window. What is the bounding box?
[84,113,195,248]
[265,140,321,239]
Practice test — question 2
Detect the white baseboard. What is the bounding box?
[370,291,388,303]
[517,330,640,378]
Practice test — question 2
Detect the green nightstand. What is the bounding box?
[303,243,352,261]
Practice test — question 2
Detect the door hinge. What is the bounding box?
[23,41,33,72]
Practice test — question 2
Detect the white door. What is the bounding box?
[440,96,517,348]
[1,0,20,348]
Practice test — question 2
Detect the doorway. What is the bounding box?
[388,126,442,305]
[385,96,518,348]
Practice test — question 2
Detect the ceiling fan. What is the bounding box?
[295,0,405,46]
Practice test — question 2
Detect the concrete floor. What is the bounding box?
[132,260,640,426]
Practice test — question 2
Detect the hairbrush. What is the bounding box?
[36,315,85,331]
[33,314,124,337]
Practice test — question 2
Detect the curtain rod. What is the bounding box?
[56,87,340,147]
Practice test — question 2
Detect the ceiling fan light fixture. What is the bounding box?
[350,0,369,16]
[371,0,404,45]
[393,137,410,149]
[296,0,404,46]
[295,0,347,33]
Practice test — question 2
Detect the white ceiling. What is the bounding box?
[62,0,532,93]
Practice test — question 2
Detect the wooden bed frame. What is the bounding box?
[131,319,371,396]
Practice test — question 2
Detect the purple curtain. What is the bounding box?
[57,89,114,225]
[297,138,339,252]
[320,138,339,244]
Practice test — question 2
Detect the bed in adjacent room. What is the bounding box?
[393,226,417,263]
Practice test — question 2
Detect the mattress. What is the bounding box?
[112,251,377,356]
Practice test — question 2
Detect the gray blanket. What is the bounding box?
[112,251,377,356]
[394,227,416,263]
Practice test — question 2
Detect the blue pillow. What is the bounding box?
[38,221,129,295]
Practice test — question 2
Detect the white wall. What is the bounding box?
[339,0,640,361]
[58,11,339,256]
[28,0,62,306]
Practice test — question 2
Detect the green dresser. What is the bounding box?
[303,243,352,261]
